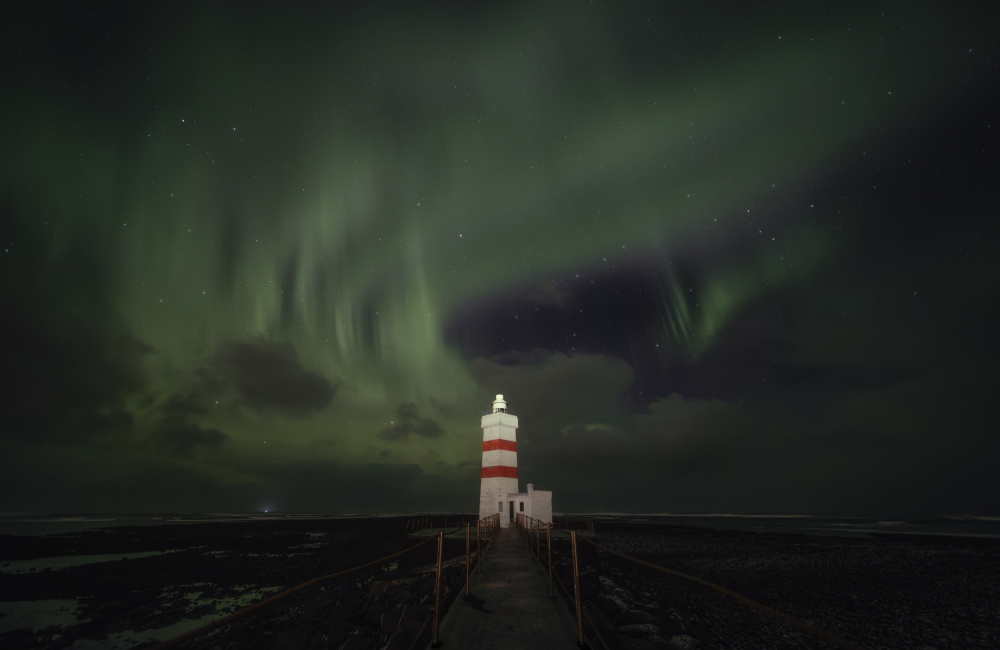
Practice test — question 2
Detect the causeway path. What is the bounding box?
[433,527,580,649]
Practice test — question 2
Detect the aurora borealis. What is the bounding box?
[2,1,997,516]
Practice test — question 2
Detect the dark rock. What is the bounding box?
[324,616,355,647]
[618,623,662,639]
[272,628,309,648]
[340,630,376,650]
[589,594,628,618]
[383,628,415,650]
[579,577,600,600]
[380,604,404,635]
[615,609,658,627]
[654,614,685,639]
[669,634,698,649]
[392,589,415,606]
[398,602,431,635]
[625,639,672,650]
[364,595,387,627]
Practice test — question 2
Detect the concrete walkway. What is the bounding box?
[433,527,580,649]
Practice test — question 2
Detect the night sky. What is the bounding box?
[2,2,997,517]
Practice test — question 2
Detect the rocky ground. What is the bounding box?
[3,519,997,649]
[0,517,472,649]
[551,523,1000,650]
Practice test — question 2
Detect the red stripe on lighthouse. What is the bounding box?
[481,466,518,479]
[482,439,517,452]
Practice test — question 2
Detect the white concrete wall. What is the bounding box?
[479,477,518,522]
[480,412,519,433]
[480,449,517,467]
[479,410,519,524]
[530,490,553,524]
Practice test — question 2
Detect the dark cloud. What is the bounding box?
[631,394,749,473]
[161,392,209,418]
[1,1,997,518]
[515,391,748,480]
[380,402,445,442]
[151,391,228,459]
[526,280,574,309]
[250,461,424,511]
[469,351,634,426]
[0,440,241,513]
[157,418,228,459]
[243,460,474,513]
[471,348,1000,516]
[0,306,149,445]
[74,409,135,438]
[216,340,337,415]
[444,262,708,406]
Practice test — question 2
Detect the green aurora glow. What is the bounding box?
[2,2,997,514]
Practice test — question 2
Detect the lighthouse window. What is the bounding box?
[519,502,524,512]
[498,502,503,512]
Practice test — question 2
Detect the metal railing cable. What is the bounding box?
[407,611,433,650]
[146,534,439,649]
[579,536,868,650]
[430,513,500,647]
[514,515,609,649]
[516,514,867,650]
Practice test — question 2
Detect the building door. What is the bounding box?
[509,501,514,521]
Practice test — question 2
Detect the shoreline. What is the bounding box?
[1,517,997,648]
[4,512,1000,540]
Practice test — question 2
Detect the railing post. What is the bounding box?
[433,531,443,647]
[547,521,553,597]
[476,518,482,573]
[571,530,583,646]
[465,523,470,596]
[536,518,541,572]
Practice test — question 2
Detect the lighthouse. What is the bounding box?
[479,394,553,527]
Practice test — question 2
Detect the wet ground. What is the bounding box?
[0,517,454,649]
[563,523,1000,649]
[3,518,998,649]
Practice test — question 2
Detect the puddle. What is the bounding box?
[0,551,174,574]
[0,599,88,635]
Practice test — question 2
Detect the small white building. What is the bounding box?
[478,394,553,528]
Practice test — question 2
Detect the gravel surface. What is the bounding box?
[4,519,996,649]
[552,523,1000,650]
[0,517,471,649]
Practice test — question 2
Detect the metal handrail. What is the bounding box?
[513,512,868,650]
[146,535,437,649]
[146,513,503,650]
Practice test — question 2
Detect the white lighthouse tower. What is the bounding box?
[479,394,552,527]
